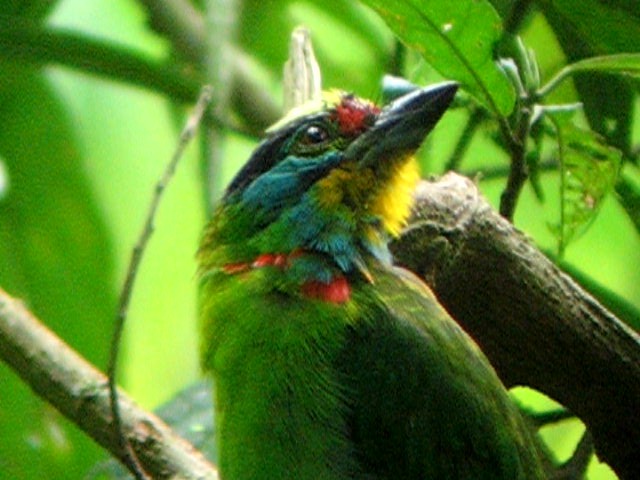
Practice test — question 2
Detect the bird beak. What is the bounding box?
[345,82,458,167]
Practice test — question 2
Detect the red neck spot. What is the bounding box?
[222,262,251,274]
[223,250,351,304]
[252,253,288,268]
[301,277,351,304]
[332,95,380,136]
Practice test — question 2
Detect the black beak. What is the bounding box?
[345,82,458,166]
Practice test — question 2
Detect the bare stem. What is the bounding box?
[107,86,213,479]
[0,16,200,103]
[499,104,532,220]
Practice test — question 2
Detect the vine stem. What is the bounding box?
[107,86,213,480]
[499,102,532,220]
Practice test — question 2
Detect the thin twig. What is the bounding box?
[464,158,557,180]
[107,86,213,480]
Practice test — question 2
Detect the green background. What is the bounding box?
[1,0,638,478]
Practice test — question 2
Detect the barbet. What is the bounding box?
[198,83,545,479]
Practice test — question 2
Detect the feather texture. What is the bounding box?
[198,85,545,479]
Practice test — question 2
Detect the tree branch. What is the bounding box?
[0,288,218,480]
[391,172,640,480]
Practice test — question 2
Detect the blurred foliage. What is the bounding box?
[0,0,638,479]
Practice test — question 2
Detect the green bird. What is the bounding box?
[198,83,545,479]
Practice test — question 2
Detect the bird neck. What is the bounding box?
[198,195,388,306]
[198,157,420,300]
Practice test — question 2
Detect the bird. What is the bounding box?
[197,83,545,479]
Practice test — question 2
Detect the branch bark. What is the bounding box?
[391,172,640,480]
[0,288,218,480]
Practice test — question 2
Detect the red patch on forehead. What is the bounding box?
[332,95,380,136]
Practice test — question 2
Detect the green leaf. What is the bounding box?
[0,69,116,479]
[0,0,59,19]
[539,0,640,54]
[548,112,622,255]
[540,53,640,97]
[615,173,640,237]
[539,0,640,153]
[361,0,516,115]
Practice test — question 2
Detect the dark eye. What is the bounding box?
[300,125,329,146]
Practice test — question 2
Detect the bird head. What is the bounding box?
[201,83,457,283]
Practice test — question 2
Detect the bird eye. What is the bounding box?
[300,124,329,146]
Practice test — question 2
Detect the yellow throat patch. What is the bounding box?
[370,155,420,237]
[316,155,420,238]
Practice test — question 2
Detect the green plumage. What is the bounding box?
[198,84,545,479]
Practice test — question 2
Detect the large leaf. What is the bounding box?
[548,111,622,254]
[539,0,640,153]
[361,0,516,116]
[0,68,116,479]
